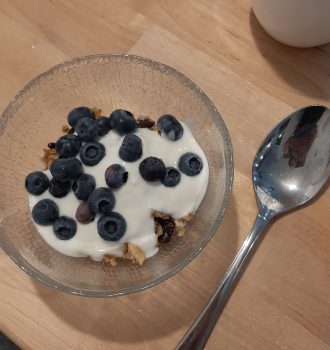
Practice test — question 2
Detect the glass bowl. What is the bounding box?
[0,54,233,297]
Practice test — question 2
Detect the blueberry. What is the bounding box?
[53,216,77,240]
[72,174,96,200]
[88,187,116,215]
[75,117,99,142]
[79,142,105,166]
[139,157,166,182]
[178,152,203,176]
[157,114,183,141]
[67,107,95,127]
[161,167,181,187]
[50,157,83,182]
[75,202,95,224]
[105,164,128,189]
[119,134,142,162]
[32,199,59,225]
[25,171,49,195]
[49,179,71,198]
[96,116,111,136]
[55,134,82,158]
[97,212,126,241]
[109,109,137,134]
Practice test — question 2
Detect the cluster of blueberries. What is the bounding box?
[25,107,203,243]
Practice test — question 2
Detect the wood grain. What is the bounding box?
[0,1,329,349]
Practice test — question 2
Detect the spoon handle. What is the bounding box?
[175,212,272,350]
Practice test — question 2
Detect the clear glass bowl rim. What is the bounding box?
[0,53,234,297]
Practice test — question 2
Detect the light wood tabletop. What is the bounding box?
[0,1,329,349]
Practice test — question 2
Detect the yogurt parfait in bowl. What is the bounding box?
[0,54,232,296]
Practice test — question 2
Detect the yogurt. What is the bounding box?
[29,123,209,261]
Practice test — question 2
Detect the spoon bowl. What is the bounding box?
[176,105,330,350]
[254,105,330,215]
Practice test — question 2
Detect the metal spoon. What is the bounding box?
[176,105,330,350]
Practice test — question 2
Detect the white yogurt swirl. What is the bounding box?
[29,123,209,261]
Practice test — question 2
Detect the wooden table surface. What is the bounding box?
[0,1,330,349]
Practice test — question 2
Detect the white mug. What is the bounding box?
[252,0,330,47]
